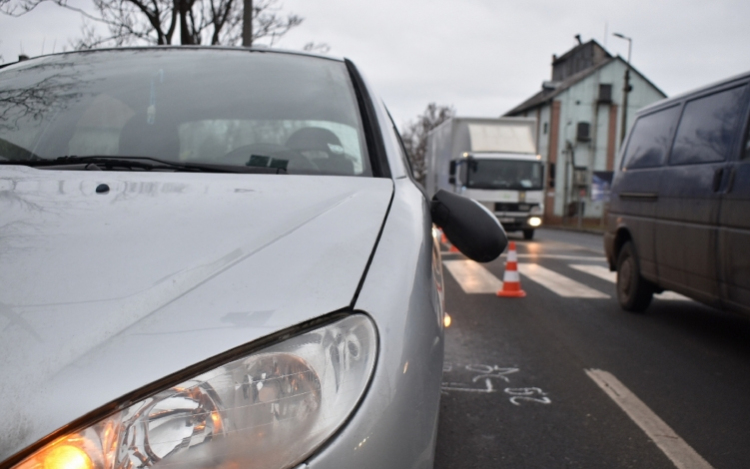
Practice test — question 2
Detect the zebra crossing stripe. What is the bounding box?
[442,260,610,298]
[517,264,610,299]
[443,260,504,294]
[568,265,692,301]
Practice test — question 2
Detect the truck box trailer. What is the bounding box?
[426,117,543,239]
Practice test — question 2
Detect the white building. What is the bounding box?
[505,39,666,224]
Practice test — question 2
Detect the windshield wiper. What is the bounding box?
[0,155,287,174]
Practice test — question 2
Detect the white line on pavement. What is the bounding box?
[586,369,714,469]
[442,249,606,262]
[443,260,503,294]
[569,265,692,301]
[516,254,607,261]
[517,263,610,298]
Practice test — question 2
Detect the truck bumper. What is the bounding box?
[495,214,542,232]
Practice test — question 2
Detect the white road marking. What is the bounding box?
[517,263,610,298]
[443,260,503,294]
[443,251,607,261]
[513,254,607,261]
[569,265,692,302]
[586,369,714,469]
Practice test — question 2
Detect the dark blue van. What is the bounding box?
[605,71,750,315]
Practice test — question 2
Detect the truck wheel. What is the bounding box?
[522,229,534,240]
[616,241,653,312]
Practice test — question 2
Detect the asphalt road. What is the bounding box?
[434,228,750,469]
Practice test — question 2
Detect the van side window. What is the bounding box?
[621,106,680,169]
[670,85,749,165]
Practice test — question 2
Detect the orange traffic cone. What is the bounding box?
[497,241,526,298]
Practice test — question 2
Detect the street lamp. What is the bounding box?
[613,33,632,145]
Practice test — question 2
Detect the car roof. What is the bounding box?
[0,45,345,69]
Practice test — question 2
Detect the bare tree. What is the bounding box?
[1,0,302,49]
[401,103,455,185]
[302,41,330,54]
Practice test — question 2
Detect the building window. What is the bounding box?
[598,84,612,103]
[543,122,548,134]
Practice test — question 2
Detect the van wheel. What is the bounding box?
[523,229,534,240]
[616,241,653,312]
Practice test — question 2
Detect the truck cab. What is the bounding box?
[427,117,544,240]
[450,152,544,239]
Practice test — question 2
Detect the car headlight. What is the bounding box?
[528,216,542,227]
[13,314,377,469]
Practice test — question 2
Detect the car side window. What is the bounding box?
[621,105,681,169]
[670,85,749,165]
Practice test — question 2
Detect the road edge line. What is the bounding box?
[585,369,714,469]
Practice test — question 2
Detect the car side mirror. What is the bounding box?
[430,190,507,262]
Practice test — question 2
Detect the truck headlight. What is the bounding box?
[528,217,542,227]
[13,314,377,469]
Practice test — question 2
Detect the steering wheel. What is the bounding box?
[223,143,319,172]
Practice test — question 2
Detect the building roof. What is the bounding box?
[504,55,667,116]
[551,39,611,82]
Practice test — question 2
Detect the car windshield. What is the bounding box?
[0,49,371,176]
[465,158,543,190]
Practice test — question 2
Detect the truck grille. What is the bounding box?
[494,203,537,212]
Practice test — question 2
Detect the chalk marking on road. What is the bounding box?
[504,387,551,406]
[586,369,714,469]
[466,365,519,383]
[443,260,503,294]
[569,265,693,301]
[442,378,495,393]
[518,263,610,298]
[442,365,552,405]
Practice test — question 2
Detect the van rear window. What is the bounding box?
[670,85,749,165]
[622,106,680,169]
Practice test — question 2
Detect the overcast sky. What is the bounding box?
[2,0,749,128]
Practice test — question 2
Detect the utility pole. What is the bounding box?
[242,0,253,47]
[613,33,632,144]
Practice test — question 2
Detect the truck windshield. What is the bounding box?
[466,159,543,190]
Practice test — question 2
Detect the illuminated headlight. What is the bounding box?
[14,315,377,469]
[528,216,542,227]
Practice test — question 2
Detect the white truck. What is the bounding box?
[425,117,544,240]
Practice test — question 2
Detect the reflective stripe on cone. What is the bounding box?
[497,241,526,298]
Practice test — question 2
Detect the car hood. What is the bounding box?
[0,166,393,461]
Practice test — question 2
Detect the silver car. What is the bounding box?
[0,47,505,469]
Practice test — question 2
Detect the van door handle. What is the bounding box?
[712,167,724,192]
[726,167,736,193]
